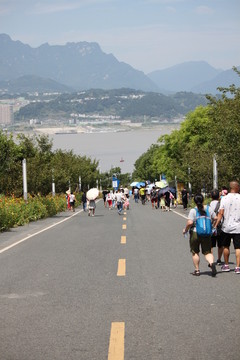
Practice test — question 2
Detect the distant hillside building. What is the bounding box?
[0,104,13,124]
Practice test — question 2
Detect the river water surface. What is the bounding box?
[50,126,178,173]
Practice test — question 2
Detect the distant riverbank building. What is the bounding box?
[0,104,13,124]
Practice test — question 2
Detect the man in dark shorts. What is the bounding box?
[209,189,223,265]
[215,181,240,274]
[139,186,146,205]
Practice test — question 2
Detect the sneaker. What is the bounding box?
[210,263,217,277]
[221,264,230,272]
[216,259,222,265]
[234,267,240,274]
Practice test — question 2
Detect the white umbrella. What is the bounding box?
[155,180,168,188]
[87,188,99,200]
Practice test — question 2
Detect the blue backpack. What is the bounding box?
[195,205,212,237]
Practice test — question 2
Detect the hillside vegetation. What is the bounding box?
[133,68,240,192]
[14,89,208,122]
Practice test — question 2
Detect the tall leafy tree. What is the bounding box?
[133,67,240,192]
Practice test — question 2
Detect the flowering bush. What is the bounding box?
[0,194,68,232]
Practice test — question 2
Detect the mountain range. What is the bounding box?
[0,34,239,94]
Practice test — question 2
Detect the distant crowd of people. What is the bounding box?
[132,185,176,211]
[102,187,130,214]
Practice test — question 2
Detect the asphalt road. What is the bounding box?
[0,199,239,360]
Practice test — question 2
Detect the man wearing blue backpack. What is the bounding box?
[183,193,217,276]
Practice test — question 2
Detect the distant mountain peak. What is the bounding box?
[0,33,159,92]
[147,61,223,93]
[0,33,11,41]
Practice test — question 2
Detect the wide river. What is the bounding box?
[50,125,179,173]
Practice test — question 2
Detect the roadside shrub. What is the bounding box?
[0,194,68,232]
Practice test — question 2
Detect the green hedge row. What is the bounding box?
[0,194,82,232]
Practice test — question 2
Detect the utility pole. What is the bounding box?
[52,169,55,197]
[22,159,28,201]
[188,167,192,200]
[175,175,177,200]
[79,176,81,191]
[213,155,218,189]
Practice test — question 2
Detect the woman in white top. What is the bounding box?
[69,192,76,212]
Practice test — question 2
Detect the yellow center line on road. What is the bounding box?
[121,236,126,244]
[108,322,125,360]
[122,224,127,230]
[123,217,127,221]
[123,212,127,215]
[117,259,126,276]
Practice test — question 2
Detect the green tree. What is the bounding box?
[0,131,23,195]
[133,67,240,192]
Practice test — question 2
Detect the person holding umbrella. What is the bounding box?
[87,188,99,217]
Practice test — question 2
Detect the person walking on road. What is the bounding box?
[116,189,125,214]
[150,187,158,209]
[139,186,146,205]
[183,194,217,277]
[209,189,223,265]
[81,191,87,212]
[112,190,116,209]
[124,186,129,199]
[182,187,188,210]
[133,187,139,203]
[88,199,96,216]
[106,191,113,210]
[165,191,171,211]
[215,181,240,274]
[102,190,108,208]
[69,192,76,212]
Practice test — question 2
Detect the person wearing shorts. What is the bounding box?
[69,192,76,212]
[183,193,217,277]
[215,181,240,274]
[189,231,212,256]
[209,189,223,265]
[150,187,157,209]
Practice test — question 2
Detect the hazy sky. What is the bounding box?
[0,0,239,73]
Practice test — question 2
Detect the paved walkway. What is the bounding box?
[0,199,239,360]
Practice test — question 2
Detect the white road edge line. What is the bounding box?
[0,210,82,254]
[171,209,188,220]
[0,199,101,254]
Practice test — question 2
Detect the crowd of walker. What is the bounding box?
[66,180,240,277]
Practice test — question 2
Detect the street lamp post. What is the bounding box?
[79,176,81,191]
[52,169,55,197]
[213,155,218,189]
[22,158,28,201]
[188,167,192,200]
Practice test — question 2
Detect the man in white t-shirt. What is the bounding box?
[215,181,240,274]
[69,192,76,212]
